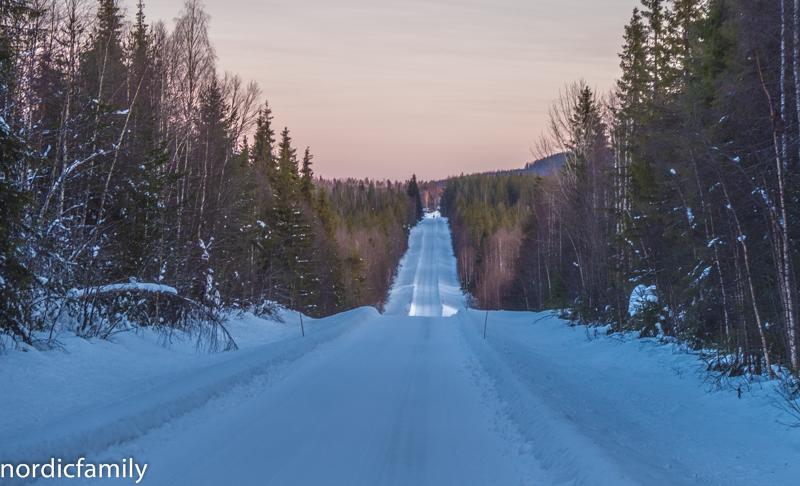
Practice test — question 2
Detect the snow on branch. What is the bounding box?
[66,282,178,300]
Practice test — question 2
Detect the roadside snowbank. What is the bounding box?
[0,307,377,484]
[456,309,800,485]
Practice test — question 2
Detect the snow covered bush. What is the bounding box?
[63,281,237,352]
[627,285,662,337]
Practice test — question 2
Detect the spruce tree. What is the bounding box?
[315,188,337,239]
[641,0,668,94]
[566,86,602,171]
[0,0,33,341]
[83,0,126,106]
[105,0,175,287]
[275,127,299,199]
[251,103,276,183]
[618,8,649,115]
[0,124,29,340]
[260,128,318,313]
[668,0,704,80]
[131,1,148,82]
[615,6,658,296]
[300,147,315,204]
[406,174,423,223]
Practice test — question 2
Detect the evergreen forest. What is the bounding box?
[3,0,800,381]
[0,0,422,350]
[442,0,800,379]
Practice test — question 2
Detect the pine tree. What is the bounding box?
[300,147,314,204]
[618,8,649,114]
[275,127,299,199]
[641,0,668,95]
[406,174,423,223]
[668,0,704,80]
[0,0,34,341]
[251,103,276,182]
[82,0,126,106]
[259,128,319,312]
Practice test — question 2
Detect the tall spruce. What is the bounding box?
[251,103,276,183]
[300,147,314,204]
[0,0,34,341]
[406,174,423,223]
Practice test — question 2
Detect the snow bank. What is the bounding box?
[456,309,800,485]
[0,307,378,485]
[456,310,638,485]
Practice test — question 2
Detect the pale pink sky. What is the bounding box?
[141,0,638,181]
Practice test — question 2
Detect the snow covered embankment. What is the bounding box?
[456,310,800,485]
[0,307,377,484]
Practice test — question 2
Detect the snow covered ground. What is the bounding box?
[457,310,800,484]
[1,214,799,485]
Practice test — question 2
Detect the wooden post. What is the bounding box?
[299,310,305,337]
[483,310,489,339]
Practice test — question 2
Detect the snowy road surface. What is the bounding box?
[101,318,531,485]
[3,214,799,485]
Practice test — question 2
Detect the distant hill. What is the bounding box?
[488,152,567,177]
[421,153,568,211]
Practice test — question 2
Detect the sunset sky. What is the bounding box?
[142,0,639,181]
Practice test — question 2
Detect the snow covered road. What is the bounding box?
[383,215,462,317]
[8,214,540,486]
[4,213,799,485]
[96,317,533,485]
[81,215,536,485]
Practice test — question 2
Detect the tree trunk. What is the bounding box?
[756,43,798,373]
[717,171,775,379]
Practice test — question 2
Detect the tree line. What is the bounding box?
[443,0,800,379]
[440,173,541,310]
[0,0,420,350]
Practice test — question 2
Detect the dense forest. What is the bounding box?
[440,174,541,310]
[443,0,800,379]
[0,0,422,350]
